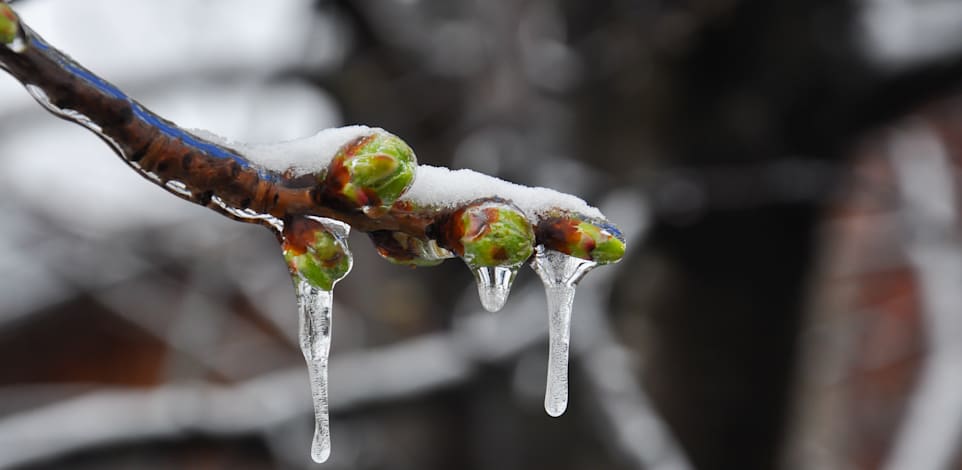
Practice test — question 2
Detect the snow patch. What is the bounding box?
[191,125,373,174]
[402,165,604,221]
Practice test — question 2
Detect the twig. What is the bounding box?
[0,5,624,268]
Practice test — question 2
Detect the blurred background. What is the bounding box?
[1,0,962,469]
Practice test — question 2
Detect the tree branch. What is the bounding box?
[0,5,624,271]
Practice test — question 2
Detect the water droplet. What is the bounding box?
[296,278,335,463]
[530,246,597,417]
[361,205,388,218]
[9,35,26,53]
[470,264,519,312]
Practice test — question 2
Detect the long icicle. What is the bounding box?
[531,246,597,417]
[281,216,352,463]
[296,280,335,462]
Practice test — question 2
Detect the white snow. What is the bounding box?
[191,125,374,174]
[402,165,605,221]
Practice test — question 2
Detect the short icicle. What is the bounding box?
[281,216,353,463]
[446,200,535,313]
[530,245,597,417]
[471,264,520,312]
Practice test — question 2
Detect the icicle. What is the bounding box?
[281,216,352,464]
[470,264,520,312]
[530,245,597,417]
[296,280,335,463]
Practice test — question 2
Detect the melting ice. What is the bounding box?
[530,246,597,417]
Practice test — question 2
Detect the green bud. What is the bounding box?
[330,131,417,215]
[450,201,535,267]
[283,220,352,291]
[580,221,626,264]
[537,217,626,264]
[0,5,18,45]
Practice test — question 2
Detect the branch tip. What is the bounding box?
[0,3,18,45]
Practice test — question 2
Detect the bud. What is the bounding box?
[282,217,353,291]
[325,130,417,216]
[444,200,535,267]
[370,231,453,267]
[537,217,626,264]
[0,5,18,45]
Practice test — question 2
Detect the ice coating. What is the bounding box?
[401,165,605,222]
[191,125,374,175]
[296,279,335,463]
[471,265,520,312]
[530,246,598,417]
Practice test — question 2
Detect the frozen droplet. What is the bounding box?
[9,35,27,53]
[296,278,335,463]
[306,215,351,239]
[470,264,519,312]
[361,205,388,218]
[530,246,597,417]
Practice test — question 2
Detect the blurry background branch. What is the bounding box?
[880,124,962,469]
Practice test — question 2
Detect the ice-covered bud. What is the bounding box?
[537,216,626,264]
[325,130,417,216]
[443,200,535,267]
[369,230,453,267]
[282,217,352,291]
[0,4,18,45]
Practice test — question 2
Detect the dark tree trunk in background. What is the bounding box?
[581,0,962,468]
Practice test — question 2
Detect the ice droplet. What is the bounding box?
[530,246,597,417]
[296,279,335,463]
[361,205,388,218]
[9,35,27,53]
[470,264,519,312]
[309,215,351,239]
